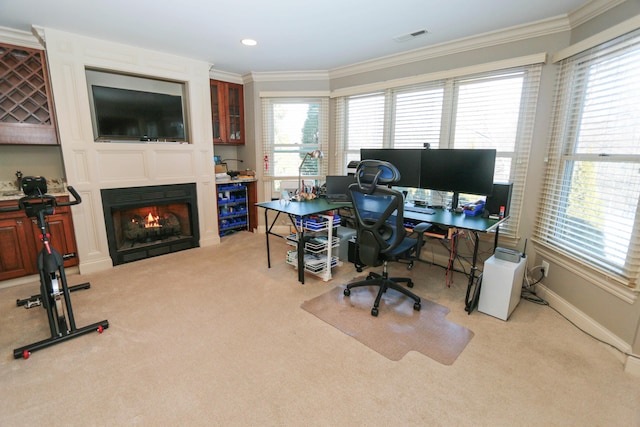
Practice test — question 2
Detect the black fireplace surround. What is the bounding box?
[101,183,199,265]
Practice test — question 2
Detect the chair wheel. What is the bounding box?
[371,307,379,316]
[407,280,414,288]
[407,262,414,270]
[414,302,421,311]
[343,288,351,296]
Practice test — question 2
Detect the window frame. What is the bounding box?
[534,28,640,289]
[261,95,329,196]
[333,63,542,238]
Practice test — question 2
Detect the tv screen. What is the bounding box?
[360,148,422,188]
[91,86,186,142]
[420,149,496,195]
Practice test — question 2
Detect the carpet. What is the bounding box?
[301,284,474,364]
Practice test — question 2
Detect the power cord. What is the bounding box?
[521,267,640,361]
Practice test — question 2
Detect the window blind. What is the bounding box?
[335,63,542,238]
[261,97,329,182]
[535,29,640,287]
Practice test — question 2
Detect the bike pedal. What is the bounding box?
[25,299,42,309]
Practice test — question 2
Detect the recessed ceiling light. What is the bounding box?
[241,39,258,46]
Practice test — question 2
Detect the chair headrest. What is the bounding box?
[355,160,401,193]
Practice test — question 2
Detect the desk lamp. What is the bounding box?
[298,150,324,195]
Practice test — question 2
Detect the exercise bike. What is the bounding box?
[0,176,109,359]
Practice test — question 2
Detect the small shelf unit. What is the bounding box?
[285,213,342,281]
[217,182,249,236]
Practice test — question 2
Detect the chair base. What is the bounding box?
[344,270,421,317]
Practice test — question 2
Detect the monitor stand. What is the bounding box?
[451,192,460,212]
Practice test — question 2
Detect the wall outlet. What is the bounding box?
[541,260,550,277]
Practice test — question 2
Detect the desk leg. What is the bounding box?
[264,209,271,268]
[464,230,482,314]
[298,226,305,284]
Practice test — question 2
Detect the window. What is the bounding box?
[335,64,542,237]
[262,97,329,195]
[535,29,640,287]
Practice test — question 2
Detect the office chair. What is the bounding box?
[343,160,430,316]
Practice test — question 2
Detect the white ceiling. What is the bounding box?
[1,0,592,75]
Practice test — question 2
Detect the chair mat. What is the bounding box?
[301,284,474,364]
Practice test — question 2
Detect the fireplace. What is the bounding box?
[101,183,200,265]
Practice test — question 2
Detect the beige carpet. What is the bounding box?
[302,284,473,363]
[1,231,639,426]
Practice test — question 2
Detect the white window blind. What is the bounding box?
[335,64,542,238]
[262,97,329,184]
[393,83,444,149]
[535,29,640,287]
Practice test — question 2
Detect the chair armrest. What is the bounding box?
[412,222,431,233]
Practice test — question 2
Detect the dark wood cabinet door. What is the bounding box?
[226,82,245,144]
[211,79,245,145]
[0,216,36,280]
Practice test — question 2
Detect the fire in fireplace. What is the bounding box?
[101,183,199,265]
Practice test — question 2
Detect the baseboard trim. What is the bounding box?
[536,283,639,375]
[624,354,640,376]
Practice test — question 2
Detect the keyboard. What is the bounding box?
[325,194,350,203]
[404,204,435,215]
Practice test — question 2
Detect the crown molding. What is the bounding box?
[209,68,244,84]
[568,0,627,28]
[244,70,330,83]
[329,15,571,79]
[0,25,43,49]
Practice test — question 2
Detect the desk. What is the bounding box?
[257,199,506,312]
[403,208,507,313]
[256,199,350,284]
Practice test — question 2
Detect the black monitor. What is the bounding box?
[325,175,355,196]
[420,148,496,196]
[360,148,422,188]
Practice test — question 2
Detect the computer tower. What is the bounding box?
[485,182,513,218]
[478,254,526,321]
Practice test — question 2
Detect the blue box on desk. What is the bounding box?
[463,201,485,216]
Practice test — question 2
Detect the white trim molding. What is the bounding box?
[0,25,43,49]
[553,14,640,62]
[535,283,638,375]
[330,53,547,98]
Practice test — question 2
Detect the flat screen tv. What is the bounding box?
[420,149,496,196]
[86,69,188,143]
[360,148,422,188]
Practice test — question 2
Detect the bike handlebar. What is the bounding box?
[56,186,82,206]
[0,186,82,213]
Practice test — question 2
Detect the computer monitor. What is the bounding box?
[359,148,422,188]
[420,148,496,196]
[325,175,355,196]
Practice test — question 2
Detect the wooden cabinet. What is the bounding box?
[210,80,245,145]
[0,213,34,280]
[0,196,78,281]
[0,42,58,145]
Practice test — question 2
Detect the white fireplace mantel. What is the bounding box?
[41,28,220,274]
